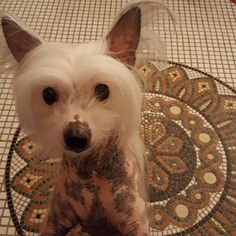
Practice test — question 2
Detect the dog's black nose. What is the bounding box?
[63,121,91,152]
[64,132,88,150]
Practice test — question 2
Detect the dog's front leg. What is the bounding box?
[40,164,87,236]
[40,183,83,236]
[112,175,149,236]
[93,151,149,236]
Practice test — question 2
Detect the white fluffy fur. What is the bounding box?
[14,41,144,164]
[0,0,174,172]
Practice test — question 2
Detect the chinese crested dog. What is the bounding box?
[0,1,173,235]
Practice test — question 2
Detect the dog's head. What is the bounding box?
[1,5,144,155]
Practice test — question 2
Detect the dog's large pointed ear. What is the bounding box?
[106,6,141,66]
[1,14,42,62]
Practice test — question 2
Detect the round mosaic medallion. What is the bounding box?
[5,61,236,235]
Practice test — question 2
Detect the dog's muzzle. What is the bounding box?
[63,121,91,152]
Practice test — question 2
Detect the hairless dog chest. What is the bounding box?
[41,138,149,236]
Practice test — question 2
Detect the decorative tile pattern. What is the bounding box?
[3,62,236,235]
[0,0,235,235]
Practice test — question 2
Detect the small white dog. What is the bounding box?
[1,1,172,235]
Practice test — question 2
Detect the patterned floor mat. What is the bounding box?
[5,61,236,235]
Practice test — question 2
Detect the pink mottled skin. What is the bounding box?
[40,138,149,236]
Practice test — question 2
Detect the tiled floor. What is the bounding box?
[0,0,235,235]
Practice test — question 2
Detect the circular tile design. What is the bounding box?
[204,172,217,185]
[175,204,189,219]
[141,112,197,202]
[5,61,236,235]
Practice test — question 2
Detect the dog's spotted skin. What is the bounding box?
[40,137,148,236]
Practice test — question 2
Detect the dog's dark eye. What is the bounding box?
[42,87,58,105]
[95,84,109,101]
